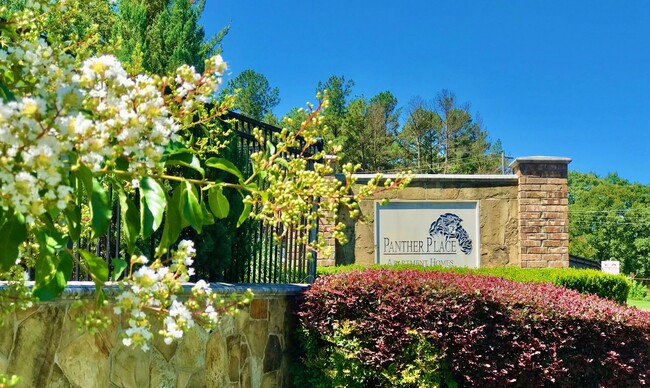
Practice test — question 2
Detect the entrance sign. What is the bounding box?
[375,201,480,268]
[601,260,620,275]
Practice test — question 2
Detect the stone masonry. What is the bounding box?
[323,156,572,269]
[342,174,521,267]
[0,284,304,388]
[511,157,572,268]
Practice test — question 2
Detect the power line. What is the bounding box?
[568,208,650,214]
[361,155,512,174]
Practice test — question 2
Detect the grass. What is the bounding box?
[627,299,650,311]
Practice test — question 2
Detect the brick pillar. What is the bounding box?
[511,157,571,268]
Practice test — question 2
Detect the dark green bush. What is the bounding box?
[553,269,630,304]
[317,265,631,303]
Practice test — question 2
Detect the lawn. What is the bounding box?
[628,299,650,311]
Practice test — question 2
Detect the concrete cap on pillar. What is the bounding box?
[509,156,572,171]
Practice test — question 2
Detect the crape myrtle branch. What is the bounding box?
[0,0,410,352]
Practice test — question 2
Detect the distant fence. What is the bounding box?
[634,278,650,287]
[68,111,322,284]
[568,255,601,270]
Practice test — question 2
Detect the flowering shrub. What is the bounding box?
[297,269,650,387]
[0,0,409,351]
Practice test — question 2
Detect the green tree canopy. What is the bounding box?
[317,75,355,143]
[113,0,228,74]
[569,171,650,277]
[396,91,501,174]
[339,91,400,172]
[221,69,280,121]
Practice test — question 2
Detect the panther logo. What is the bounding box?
[428,213,473,255]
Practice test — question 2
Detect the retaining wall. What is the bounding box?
[0,283,304,388]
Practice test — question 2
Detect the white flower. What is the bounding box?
[193,279,210,294]
[204,305,219,323]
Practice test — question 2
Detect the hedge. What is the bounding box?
[317,265,631,304]
[296,269,650,387]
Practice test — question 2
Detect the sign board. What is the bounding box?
[601,260,620,275]
[375,201,480,268]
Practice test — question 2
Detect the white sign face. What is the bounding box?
[601,260,620,275]
[375,201,480,268]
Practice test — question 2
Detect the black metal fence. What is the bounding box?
[220,111,322,283]
[69,111,321,284]
[568,254,601,270]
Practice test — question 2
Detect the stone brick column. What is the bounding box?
[318,216,336,267]
[511,157,571,268]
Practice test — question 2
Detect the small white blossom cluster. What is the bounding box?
[113,241,225,351]
[169,55,227,121]
[0,6,227,224]
[0,2,243,350]
[70,55,179,173]
[0,34,78,222]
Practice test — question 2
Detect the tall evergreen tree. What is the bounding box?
[113,0,228,74]
[317,75,355,143]
[340,91,399,172]
[400,97,442,172]
[221,69,280,121]
[396,90,501,174]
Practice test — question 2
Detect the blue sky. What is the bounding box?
[202,1,650,183]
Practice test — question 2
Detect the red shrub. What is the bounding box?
[298,269,650,387]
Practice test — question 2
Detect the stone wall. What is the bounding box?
[332,157,571,268]
[346,174,520,267]
[511,157,571,268]
[0,283,304,388]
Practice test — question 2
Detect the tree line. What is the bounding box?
[569,172,650,277]
[224,72,505,174]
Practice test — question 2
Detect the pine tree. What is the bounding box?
[113,0,228,74]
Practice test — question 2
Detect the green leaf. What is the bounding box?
[157,186,183,253]
[140,177,166,239]
[64,205,82,242]
[75,164,111,237]
[275,157,289,169]
[205,157,244,182]
[265,140,276,157]
[32,229,71,301]
[116,187,140,254]
[0,211,27,272]
[173,183,190,229]
[237,202,252,227]
[0,80,16,102]
[208,186,230,219]
[201,201,215,226]
[33,251,72,301]
[111,258,128,281]
[181,181,203,233]
[165,150,205,178]
[80,250,109,283]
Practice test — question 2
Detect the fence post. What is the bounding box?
[307,219,318,283]
[305,138,325,283]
